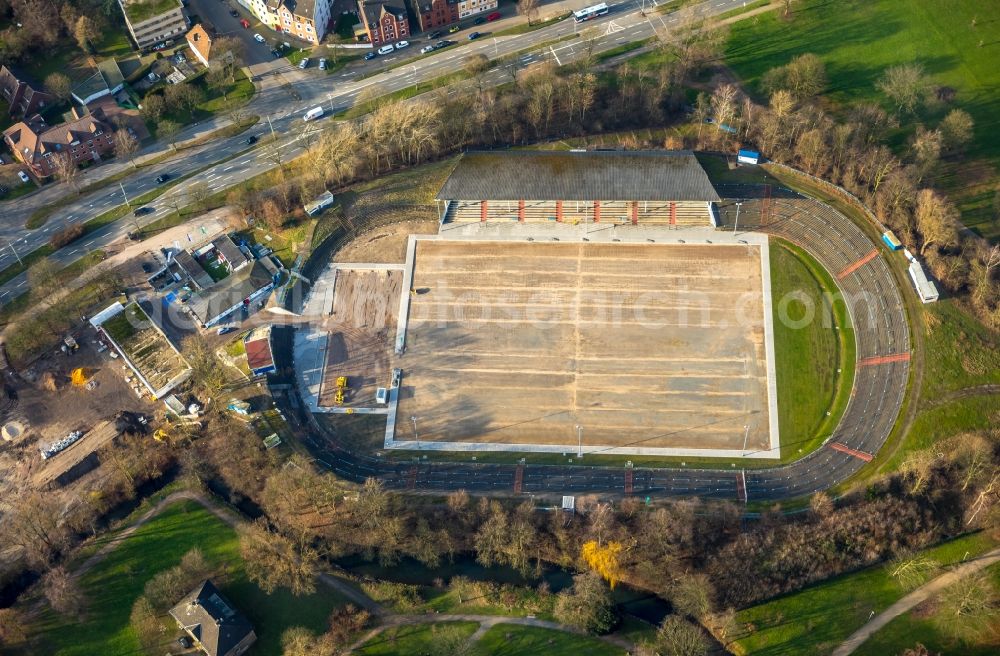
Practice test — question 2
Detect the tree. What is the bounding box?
[889,554,940,591]
[670,573,713,620]
[164,83,202,116]
[914,189,960,255]
[909,127,942,183]
[210,35,246,84]
[73,15,101,53]
[877,63,929,115]
[114,129,140,168]
[129,596,163,652]
[240,521,319,596]
[187,180,211,210]
[464,53,490,77]
[554,572,616,635]
[474,500,536,575]
[581,540,623,588]
[41,566,86,617]
[0,608,27,646]
[517,0,539,25]
[28,257,62,302]
[938,109,974,155]
[182,332,229,394]
[281,626,337,656]
[44,72,71,103]
[51,151,80,191]
[643,616,708,656]
[761,53,826,99]
[141,94,166,123]
[0,491,72,568]
[157,118,182,150]
[934,571,996,640]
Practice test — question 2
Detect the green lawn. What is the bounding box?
[25,500,347,656]
[770,239,856,459]
[724,0,1000,239]
[732,532,998,656]
[918,300,1000,399]
[853,561,1000,656]
[473,624,624,656]
[356,622,479,655]
[151,70,255,135]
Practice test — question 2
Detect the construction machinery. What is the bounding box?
[334,376,348,405]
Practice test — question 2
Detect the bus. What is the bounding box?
[573,2,609,22]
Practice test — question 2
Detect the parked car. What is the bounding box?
[17,170,30,183]
[395,40,410,49]
[217,326,236,335]
[448,25,460,33]
[155,174,170,184]
[298,57,310,69]
[427,30,443,39]
[253,33,266,43]
[474,16,486,25]
[468,31,483,40]
[364,51,377,60]
[229,9,238,17]
[420,45,435,54]
[134,206,155,216]
[240,18,250,28]
[436,40,455,48]
[244,135,257,145]
[487,11,502,21]
[152,42,169,51]
[318,58,327,70]
[270,48,281,58]
[377,44,395,55]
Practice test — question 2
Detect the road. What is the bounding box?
[0,0,755,305]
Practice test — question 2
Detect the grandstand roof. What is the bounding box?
[437,150,720,202]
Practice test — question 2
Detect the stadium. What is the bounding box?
[293,150,908,489]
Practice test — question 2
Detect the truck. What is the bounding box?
[303,106,324,122]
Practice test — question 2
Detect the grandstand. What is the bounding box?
[437,150,721,226]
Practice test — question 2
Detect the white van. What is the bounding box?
[377,44,395,55]
[303,106,324,122]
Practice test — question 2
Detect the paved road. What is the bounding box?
[831,546,1000,656]
[0,0,754,304]
[277,190,911,502]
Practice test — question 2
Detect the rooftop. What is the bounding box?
[360,0,407,24]
[168,580,255,656]
[437,150,721,202]
[188,260,275,325]
[121,0,183,24]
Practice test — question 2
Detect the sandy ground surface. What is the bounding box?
[319,270,402,408]
[334,219,440,263]
[394,241,772,452]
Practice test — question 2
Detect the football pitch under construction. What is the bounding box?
[388,238,780,457]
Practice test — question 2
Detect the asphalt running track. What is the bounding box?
[279,188,910,502]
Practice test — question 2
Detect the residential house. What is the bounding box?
[414,0,462,31]
[3,108,115,178]
[0,65,54,119]
[118,0,190,50]
[244,326,276,376]
[210,235,251,273]
[71,60,126,106]
[456,0,496,19]
[186,24,213,66]
[277,0,332,43]
[239,0,282,30]
[188,260,279,328]
[168,580,256,656]
[358,1,409,46]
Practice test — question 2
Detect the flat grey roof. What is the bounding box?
[437,150,720,202]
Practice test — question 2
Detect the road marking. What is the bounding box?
[858,352,910,367]
[836,248,879,279]
[829,442,874,462]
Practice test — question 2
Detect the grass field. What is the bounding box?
[25,500,347,656]
[356,622,479,655]
[769,238,855,459]
[724,0,1000,239]
[473,624,624,656]
[918,300,1000,399]
[853,561,1000,656]
[731,531,998,656]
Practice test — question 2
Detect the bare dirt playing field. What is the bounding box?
[319,269,402,408]
[395,240,774,455]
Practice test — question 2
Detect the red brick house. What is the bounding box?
[0,65,55,119]
[2,107,115,178]
[358,1,409,46]
[413,0,459,31]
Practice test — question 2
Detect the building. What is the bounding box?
[0,65,54,119]
[209,235,252,273]
[186,24,214,66]
[239,0,282,30]
[304,190,334,216]
[188,260,279,328]
[413,0,459,31]
[437,150,721,226]
[118,0,190,50]
[358,1,409,46]
[737,149,760,165]
[276,0,332,43]
[244,327,276,376]
[456,0,496,20]
[3,108,115,178]
[169,580,256,656]
[71,59,126,106]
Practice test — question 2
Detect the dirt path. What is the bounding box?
[830,546,1000,656]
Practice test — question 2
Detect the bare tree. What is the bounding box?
[877,63,929,115]
[240,520,319,596]
[41,566,86,617]
[517,0,539,25]
[43,72,71,103]
[114,129,140,168]
[51,151,80,191]
[914,189,960,255]
[761,53,826,99]
[0,492,72,568]
[646,616,708,656]
[73,15,101,53]
[938,109,974,155]
[934,571,997,640]
[157,118,182,150]
[141,94,166,123]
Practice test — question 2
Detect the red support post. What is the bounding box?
[593,200,601,223]
[556,200,563,222]
[518,199,525,222]
[480,200,488,222]
[631,201,638,225]
[669,201,677,226]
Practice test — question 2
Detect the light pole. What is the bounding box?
[5,238,22,266]
[733,201,742,235]
[328,93,336,112]
[266,112,277,141]
[121,182,141,231]
[493,37,498,58]
[575,424,583,458]
[412,65,418,91]
[741,424,750,454]
[411,415,418,447]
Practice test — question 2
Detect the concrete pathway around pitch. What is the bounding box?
[831,545,1000,656]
